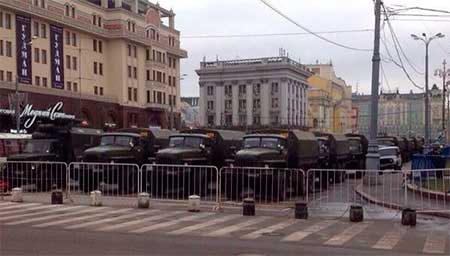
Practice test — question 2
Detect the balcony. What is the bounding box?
[145,102,170,110]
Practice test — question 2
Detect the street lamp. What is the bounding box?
[411,32,445,144]
[434,59,450,142]
[170,73,187,130]
[15,35,37,133]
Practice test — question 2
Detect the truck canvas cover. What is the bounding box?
[315,132,349,159]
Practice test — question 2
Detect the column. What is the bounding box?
[215,83,224,126]
[260,80,270,126]
[232,82,239,126]
[199,83,206,126]
[246,83,253,126]
[280,78,289,126]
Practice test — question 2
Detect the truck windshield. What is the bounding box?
[349,140,361,152]
[100,136,137,147]
[379,148,398,156]
[23,140,56,154]
[378,139,395,146]
[169,136,205,148]
[243,137,285,149]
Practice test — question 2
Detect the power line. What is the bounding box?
[182,29,373,39]
[258,0,372,52]
[380,62,392,91]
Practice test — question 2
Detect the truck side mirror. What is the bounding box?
[199,144,206,151]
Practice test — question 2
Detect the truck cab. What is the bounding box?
[235,134,288,168]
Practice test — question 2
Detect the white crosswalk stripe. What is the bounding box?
[0,204,53,215]
[96,210,184,232]
[241,219,300,240]
[168,214,241,236]
[281,220,338,242]
[204,217,271,238]
[0,202,18,207]
[423,232,447,255]
[6,206,105,225]
[0,205,84,221]
[130,212,215,234]
[324,222,371,246]
[33,208,130,228]
[65,209,142,229]
[372,228,407,250]
[0,203,41,212]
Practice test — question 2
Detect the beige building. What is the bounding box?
[305,62,353,133]
[0,0,187,131]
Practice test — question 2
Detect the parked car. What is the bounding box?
[379,146,402,170]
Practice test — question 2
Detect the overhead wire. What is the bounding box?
[258,0,372,52]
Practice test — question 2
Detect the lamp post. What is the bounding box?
[15,36,37,133]
[411,32,445,144]
[434,59,450,142]
[170,73,187,130]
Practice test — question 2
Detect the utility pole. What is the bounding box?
[366,0,382,170]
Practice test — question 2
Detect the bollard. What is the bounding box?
[11,187,23,202]
[51,190,63,205]
[90,190,103,207]
[137,192,150,209]
[401,208,416,226]
[295,201,308,219]
[188,195,201,212]
[243,198,255,216]
[349,204,364,222]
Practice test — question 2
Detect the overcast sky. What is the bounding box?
[156,0,450,97]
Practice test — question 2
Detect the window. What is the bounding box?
[5,13,11,29]
[239,84,246,95]
[0,40,3,56]
[65,31,71,45]
[0,70,3,81]
[34,0,39,7]
[98,41,102,53]
[146,70,150,81]
[41,49,47,64]
[0,12,3,28]
[253,99,261,109]
[127,87,132,101]
[35,76,40,86]
[40,0,45,8]
[41,24,46,38]
[5,41,12,57]
[225,85,232,96]
[67,81,72,91]
[6,71,12,82]
[168,76,172,86]
[133,67,137,79]
[66,55,71,69]
[42,77,47,87]
[271,82,279,93]
[72,33,77,46]
[146,49,150,60]
[34,48,40,63]
[133,88,137,102]
[127,44,131,56]
[163,92,166,104]
[33,22,39,37]
[239,99,247,110]
[207,86,214,96]
[93,61,97,74]
[163,73,166,83]
[71,6,75,18]
[98,17,102,27]
[72,56,77,70]
[100,87,103,96]
[132,23,135,32]
[225,100,232,110]
[93,39,97,51]
[65,5,70,16]
[127,66,131,78]
[73,82,78,92]
[92,14,96,25]
[94,86,98,95]
[253,84,261,94]
[146,90,150,103]
[133,45,137,58]
[99,63,103,75]
[271,98,279,108]
[207,101,214,111]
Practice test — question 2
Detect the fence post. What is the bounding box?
[216,167,222,211]
[65,163,70,200]
[403,170,408,207]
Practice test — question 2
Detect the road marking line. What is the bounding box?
[324,223,371,246]
[33,208,130,228]
[240,219,300,240]
[65,209,143,229]
[168,214,241,235]
[0,203,42,212]
[130,212,215,234]
[0,202,16,206]
[96,210,186,232]
[0,203,47,214]
[423,232,447,254]
[204,217,271,238]
[0,205,84,221]
[281,220,338,242]
[6,206,104,225]
[372,228,407,250]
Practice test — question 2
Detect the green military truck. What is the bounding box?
[314,132,350,183]
[232,129,319,200]
[345,133,368,170]
[79,127,173,193]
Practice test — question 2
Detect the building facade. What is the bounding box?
[353,85,445,140]
[0,0,187,132]
[305,63,353,133]
[196,57,311,128]
[180,96,199,128]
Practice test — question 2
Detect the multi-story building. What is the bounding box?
[0,0,187,132]
[353,85,445,140]
[180,96,199,128]
[305,62,353,134]
[196,57,311,128]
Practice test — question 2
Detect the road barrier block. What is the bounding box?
[51,190,63,204]
[188,195,201,212]
[349,204,364,222]
[11,187,23,202]
[401,208,416,226]
[138,193,150,209]
[90,190,103,206]
[243,198,255,216]
[295,201,308,219]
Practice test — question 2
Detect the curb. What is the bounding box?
[354,184,450,219]
[406,183,450,201]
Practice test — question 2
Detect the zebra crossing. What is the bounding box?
[0,201,448,255]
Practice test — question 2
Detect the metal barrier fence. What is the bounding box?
[0,161,67,193]
[406,169,449,211]
[141,164,219,203]
[219,167,305,206]
[68,162,140,198]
